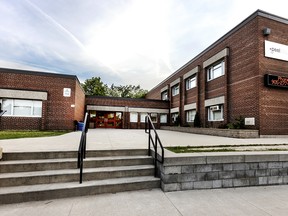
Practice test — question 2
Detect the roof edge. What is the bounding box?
[149,9,288,92]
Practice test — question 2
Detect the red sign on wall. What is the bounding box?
[264,74,288,89]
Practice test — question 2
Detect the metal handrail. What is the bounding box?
[77,112,89,184]
[145,115,164,177]
[0,110,6,116]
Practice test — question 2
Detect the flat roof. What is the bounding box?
[0,67,80,83]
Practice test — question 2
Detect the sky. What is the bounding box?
[0,0,287,90]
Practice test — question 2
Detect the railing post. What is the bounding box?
[78,112,89,184]
[145,114,164,178]
[154,134,158,177]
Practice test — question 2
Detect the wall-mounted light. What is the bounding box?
[263,27,271,36]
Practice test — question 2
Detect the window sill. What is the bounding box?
[2,115,42,118]
[208,119,224,122]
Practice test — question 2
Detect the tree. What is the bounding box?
[81,77,148,98]
[106,84,148,98]
[81,77,108,96]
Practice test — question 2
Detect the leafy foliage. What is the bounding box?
[82,77,148,98]
[226,116,245,129]
[81,77,107,96]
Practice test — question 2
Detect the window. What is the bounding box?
[160,114,167,123]
[207,61,225,81]
[186,109,196,122]
[171,113,179,124]
[186,75,197,90]
[172,85,179,96]
[140,113,147,123]
[150,113,157,123]
[161,91,168,100]
[2,99,42,117]
[130,112,138,123]
[208,105,224,121]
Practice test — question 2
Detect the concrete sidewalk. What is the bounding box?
[1,130,288,215]
[1,185,288,216]
[1,129,288,152]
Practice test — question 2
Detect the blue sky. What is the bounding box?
[0,0,287,89]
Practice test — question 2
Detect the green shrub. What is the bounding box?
[227,116,245,129]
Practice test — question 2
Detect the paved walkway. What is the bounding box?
[1,186,288,216]
[1,129,288,215]
[1,129,288,152]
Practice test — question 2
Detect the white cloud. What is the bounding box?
[0,0,287,89]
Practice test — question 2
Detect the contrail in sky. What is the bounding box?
[25,0,86,51]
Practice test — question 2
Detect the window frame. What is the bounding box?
[150,113,158,123]
[2,99,42,117]
[207,60,225,81]
[140,113,147,123]
[186,109,196,122]
[172,84,179,96]
[208,104,224,121]
[161,91,168,101]
[171,112,179,124]
[186,75,197,90]
[130,112,138,123]
[160,114,167,123]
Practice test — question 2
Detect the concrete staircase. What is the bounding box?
[0,149,160,204]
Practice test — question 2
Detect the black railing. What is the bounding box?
[145,115,164,177]
[77,112,89,184]
[0,110,6,117]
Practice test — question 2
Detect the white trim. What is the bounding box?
[87,105,126,112]
[161,85,168,93]
[129,107,169,114]
[183,66,199,80]
[203,48,229,68]
[170,107,179,113]
[184,103,197,111]
[0,89,47,100]
[205,96,225,107]
[170,78,180,87]
[87,105,169,114]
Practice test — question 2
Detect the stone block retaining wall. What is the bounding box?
[160,152,288,192]
[161,126,259,138]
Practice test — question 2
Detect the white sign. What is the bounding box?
[245,118,255,126]
[265,40,288,61]
[63,88,71,97]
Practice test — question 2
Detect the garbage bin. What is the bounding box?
[77,122,84,131]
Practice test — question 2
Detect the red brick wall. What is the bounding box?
[146,12,288,135]
[0,117,41,130]
[86,96,169,109]
[0,69,85,130]
[74,80,85,122]
[258,16,288,135]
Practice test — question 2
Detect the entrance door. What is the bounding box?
[94,111,122,128]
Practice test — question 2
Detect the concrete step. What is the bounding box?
[0,155,153,173]
[0,165,155,187]
[2,149,148,161]
[0,176,160,205]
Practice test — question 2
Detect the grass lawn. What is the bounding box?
[166,144,288,153]
[0,130,70,140]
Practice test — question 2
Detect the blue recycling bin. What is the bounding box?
[77,122,84,131]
